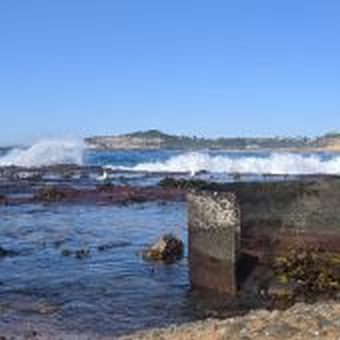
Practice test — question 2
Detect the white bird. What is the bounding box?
[98,169,109,181]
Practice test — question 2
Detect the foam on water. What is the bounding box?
[0,139,84,167]
[116,152,340,175]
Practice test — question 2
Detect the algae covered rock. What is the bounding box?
[35,186,66,202]
[142,234,184,263]
[159,178,209,190]
[273,248,340,301]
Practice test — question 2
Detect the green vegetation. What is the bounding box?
[85,129,340,150]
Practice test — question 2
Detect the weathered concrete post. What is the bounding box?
[187,191,241,295]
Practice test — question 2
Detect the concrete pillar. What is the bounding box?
[187,191,241,295]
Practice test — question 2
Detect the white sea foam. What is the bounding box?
[0,139,84,167]
[117,152,340,175]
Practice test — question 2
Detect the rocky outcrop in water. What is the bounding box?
[35,186,67,202]
[142,234,184,263]
[0,184,185,206]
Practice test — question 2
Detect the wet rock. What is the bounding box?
[158,177,232,193]
[97,181,116,192]
[232,172,242,181]
[75,249,90,259]
[0,195,8,205]
[0,246,16,258]
[61,249,72,257]
[273,248,340,301]
[53,239,66,248]
[61,248,90,259]
[0,247,9,257]
[35,186,66,202]
[142,234,184,263]
[159,177,211,190]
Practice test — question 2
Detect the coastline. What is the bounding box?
[1,151,340,338]
[83,145,340,153]
[0,301,339,339]
[119,301,340,340]
[84,130,340,153]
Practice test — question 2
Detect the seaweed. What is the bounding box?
[273,248,340,300]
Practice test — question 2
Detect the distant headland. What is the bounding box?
[85,130,340,152]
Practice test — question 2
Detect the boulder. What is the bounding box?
[142,234,184,263]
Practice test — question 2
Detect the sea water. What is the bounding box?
[0,141,340,336]
[1,140,340,175]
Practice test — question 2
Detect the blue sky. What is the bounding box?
[1,0,340,144]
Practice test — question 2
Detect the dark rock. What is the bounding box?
[61,249,72,257]
[273,248,340,300]
[35,186,66,202]
[54,239,66,248]
[0,246,17,258]
[97,181,115,192]
[159,178,210,190]
[158,177,230,192]
[142,234,184,263]
[0,195,8,205]
[75,249,90,259]
[61,248,90,259]
[232,172,242,181]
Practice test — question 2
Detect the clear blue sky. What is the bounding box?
[1,0,340,144]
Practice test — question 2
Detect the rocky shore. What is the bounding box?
[1,170,340,339]
[1,301,338,339]
[119,301,340,340]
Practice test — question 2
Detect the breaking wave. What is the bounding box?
[0,140,84,167]
[118,152,340,175]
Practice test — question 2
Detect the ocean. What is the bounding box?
[1,139,340,174]
[0,140,340,336]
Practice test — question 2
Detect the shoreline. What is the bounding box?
[119,300,340,340]
[83,146,340,153]
[0,300,339,339]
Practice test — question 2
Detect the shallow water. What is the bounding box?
[0,202,195,336]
